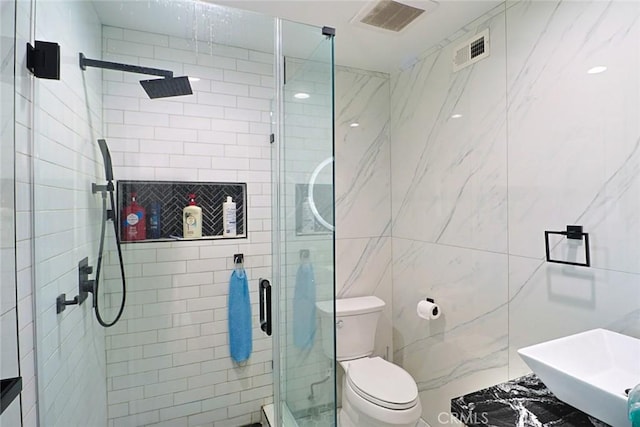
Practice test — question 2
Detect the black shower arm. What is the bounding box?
[79,53,173,78]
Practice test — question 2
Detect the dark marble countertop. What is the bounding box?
[451,374,611,426]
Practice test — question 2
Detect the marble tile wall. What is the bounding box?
[334,65,392,359]
[391,8,509,424]
[390,1,640,425]
[505,0,640,377]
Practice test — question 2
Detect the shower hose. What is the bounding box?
[93,189,126,327]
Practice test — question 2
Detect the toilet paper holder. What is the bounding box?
[425,298,438,316]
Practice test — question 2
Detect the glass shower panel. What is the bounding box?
[275,20,336,426]
[31,1,108,425]
[1,0,21,423]
[31,1,277,425]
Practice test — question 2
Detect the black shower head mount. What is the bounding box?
[92,139,115,195]
[79,53,193,99]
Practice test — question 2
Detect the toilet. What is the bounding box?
[317,296,422,427]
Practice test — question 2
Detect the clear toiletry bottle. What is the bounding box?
[223,196,237,237]
[183,193,202,238]
[629,383,640,427]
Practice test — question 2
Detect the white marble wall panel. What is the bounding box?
[390,9,509,423]
[508,256,640,379]
[506,0,640,274]
[335,236,392,359]
[334,66,393,358]
[335,67,391,240]
[391,12,508,254]
[390,1,640,424]
[392,238,508,426]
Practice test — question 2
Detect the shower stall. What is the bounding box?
[26,1,336,426]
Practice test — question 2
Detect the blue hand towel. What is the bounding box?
[293,262,316,349]
[228,269,252,363]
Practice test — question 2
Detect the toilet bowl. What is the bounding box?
[339,357,422,427]
[317,296,422,427]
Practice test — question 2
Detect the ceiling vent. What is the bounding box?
[352,0,436,33]
[452,29,490,72]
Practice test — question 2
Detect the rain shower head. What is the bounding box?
[79,53,193,99]
[140,76,193,99]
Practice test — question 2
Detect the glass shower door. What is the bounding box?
[272,19,336,427]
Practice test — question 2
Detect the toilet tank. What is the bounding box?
[317,296,385,361]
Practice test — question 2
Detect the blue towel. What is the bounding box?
[293,262,316,349]
[228,269,252,363]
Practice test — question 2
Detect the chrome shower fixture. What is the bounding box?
[79,53,193,99]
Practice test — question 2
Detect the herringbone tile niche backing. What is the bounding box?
[117,180,246,242]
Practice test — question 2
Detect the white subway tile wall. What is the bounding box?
[102,26,274,426]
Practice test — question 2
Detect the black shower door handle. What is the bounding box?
[259,278,272,336]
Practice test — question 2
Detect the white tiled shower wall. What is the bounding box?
[101,26,274,427]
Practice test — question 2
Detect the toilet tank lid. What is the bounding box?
[317,296,385,316]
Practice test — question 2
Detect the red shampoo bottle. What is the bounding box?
[122,192,146,241]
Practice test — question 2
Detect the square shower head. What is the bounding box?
[139,76,193,99]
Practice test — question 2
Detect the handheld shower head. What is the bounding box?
[97,139,113,183]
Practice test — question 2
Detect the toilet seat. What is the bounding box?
[345,357,419,410]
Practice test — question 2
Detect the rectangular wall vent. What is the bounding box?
[453,29,490,72]
[358,0,426,32]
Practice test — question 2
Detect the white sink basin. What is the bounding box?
[518,328,640,427]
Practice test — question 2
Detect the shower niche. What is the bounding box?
[117,180,246,242]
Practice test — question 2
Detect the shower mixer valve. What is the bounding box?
[78,257,96,306]
[55,257,96,314]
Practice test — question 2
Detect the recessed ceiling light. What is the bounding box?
[294,92,310,99]
[587,66,607,74]
[188,77,201,82]
[350,122,359,128]
[451,114,463,119]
